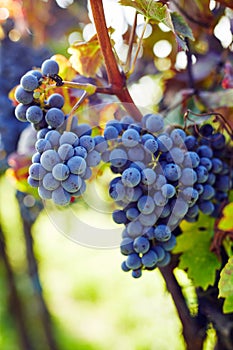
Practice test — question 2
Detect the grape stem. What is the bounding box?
[66,91,89,131]
[89,0,143,121]
[62,80,97,95]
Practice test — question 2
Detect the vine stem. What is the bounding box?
[0,222,35,350]
[159,258,206,350]
[89,0,143,121]
[22,219,59,350]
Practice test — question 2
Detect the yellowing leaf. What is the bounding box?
[68,35,103,77]
[219,257,233,313]
[218,203,233,232]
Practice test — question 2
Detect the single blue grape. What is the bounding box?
[156,252,171,267]
[161,234,177,251]
[126,253,142,269]
[121,261,131,272]
[112,210,127,224]
[137,195,155,214]
[109,148,128,168]
[199,184,215,200]
[142,250,158,267]
[132,268,142,278]
[152,245,165,261]
[74,146,88,159]
[28,176,40,188]
[15,103,29,122]
[127,220,143,238]
[20,74,39,91]
[197,145,213,158]
[133,236,150,254]
[43,172,60,190]
[15,86,34,105]
[153,174,167,190]
[144,138,158,153]
[145,114,164,133]
[166,147,184,164]
[52,186,71,206]
[180,168,197,186]
[139,212,157,226]
[161,183,176,199]
[40,149,60,171]
[61,174,82,193]
[86,150,101,167]
[122,167,141,187]
[79,135,95,152]
[198,200,215,215]
[211,132,225,149]
[195,165,209,183]
[109,181,126,201]
[26,105,43,124]
[184,135,197,150]
[200,157,212,171]
[52,163,70,181]
[59,131,78,145]
[211,158,223,174]
[58,143,74,161]
[127,145,145,162]
[164,163,181,182]
[141,168,156,185]
[122,129,140,147]
[45,130,61,147]
[157,134,173,152]
[126,207,139,221]
[181,187,199,204]
[183,151,200,168]
[32,152,41,163]
[29,163,46,180]
[154,225,171,242]
[67,156,86,175]
[38,185,52,200]
[47,93,64,109]
[94,136,108,153]
[104,126,119,140]
[120,238,134,255]
[45,108,65,128]
[170,128,186,145]
[153,191,168,207]
[35,139,52,153]
[41,59,59,76]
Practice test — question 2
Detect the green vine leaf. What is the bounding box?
[119,0,174,31]
[173,215,221,290]
[219,257,233,313]
[171,12,194,41]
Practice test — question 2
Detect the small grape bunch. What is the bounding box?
[28,122,102,206]
[14,59,66,131]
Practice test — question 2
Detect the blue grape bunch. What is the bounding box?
[14,59,66,131]
[101,114,232,278]
[28,118,102,206]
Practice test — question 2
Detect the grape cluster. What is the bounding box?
[14,59,67,131]
[0,18,51,173]
[28,119,102,206]
[100,114,232,278]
